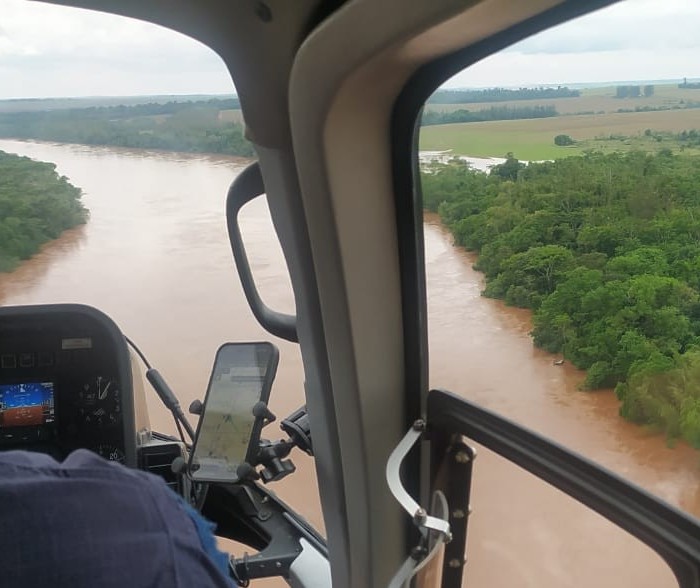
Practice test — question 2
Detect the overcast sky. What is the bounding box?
[1,0,699,99]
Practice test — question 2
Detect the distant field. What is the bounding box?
[420,108,700,160]
[426,83,700,116]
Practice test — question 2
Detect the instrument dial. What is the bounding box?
[78,376,121,427]
[93,444,126,464]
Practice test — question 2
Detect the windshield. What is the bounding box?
[3,0,700,586]
[0,0,319,542]
[420,0,700,585]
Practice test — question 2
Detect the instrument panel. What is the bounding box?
[0,304,136,466]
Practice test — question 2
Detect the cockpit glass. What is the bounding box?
[0,0,320,532]
[419,0,699,584]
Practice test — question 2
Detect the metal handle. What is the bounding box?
[226,162,298,342]
[386,420,452,588]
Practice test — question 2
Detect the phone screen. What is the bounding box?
[189,342,278,483]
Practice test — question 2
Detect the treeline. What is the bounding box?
[428,86,580,104]
[422,151,700,447]
[59,97,240,118]
[0,151,87,272]
[592,129,700,151]
[421,105,557,126]
[2,97,241,118]
[0,95,239,114]
[0,100,253,157]
[616,102,700,114]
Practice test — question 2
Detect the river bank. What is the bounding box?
[1,139,698,586]
[424,211,700,504]
[2,138,698,510]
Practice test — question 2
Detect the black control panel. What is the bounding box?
[0,305,136,466]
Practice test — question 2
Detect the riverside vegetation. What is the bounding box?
[422,151,700,447]
[0,98,253,157]
[0,150,87,272]
[0,98,249,279]
[6,88,700,446]
[0,97,251,278]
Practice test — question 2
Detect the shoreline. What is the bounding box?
[3,138,497,168]
[2,139,696,460]
[424,210,699,456]
[0,137,255,163]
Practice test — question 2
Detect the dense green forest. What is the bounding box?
[422,150,700,447]
[421,105,557,126]
[0,98,252,157]
[428,86,580,104]
[0,151,87,272]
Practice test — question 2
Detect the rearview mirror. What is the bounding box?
[189,342,279,483]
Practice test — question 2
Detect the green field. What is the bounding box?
[420,106,700,160]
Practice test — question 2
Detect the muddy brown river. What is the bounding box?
[1,139,698,587]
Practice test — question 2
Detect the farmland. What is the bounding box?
[426,84,700,116]
[420,84,700,160]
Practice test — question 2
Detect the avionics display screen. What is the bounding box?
[0,382,55,428]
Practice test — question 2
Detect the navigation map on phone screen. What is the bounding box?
[190,343,277,483]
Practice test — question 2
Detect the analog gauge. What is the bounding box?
[93,444,126,464]
[78,376,121,427]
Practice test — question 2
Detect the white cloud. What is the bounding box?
[0,0,699,98]
[1,0,234,98]
[507,0,700,55]
[444,0,700,88]
[445,48,700,89]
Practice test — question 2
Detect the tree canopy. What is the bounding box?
[421,105,557,126]
[0,151,87,272]
[422,150,700,447]
[0,100,252,157]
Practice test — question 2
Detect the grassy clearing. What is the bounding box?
[419,108,700,160]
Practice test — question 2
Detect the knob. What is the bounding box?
[189,399,203,415]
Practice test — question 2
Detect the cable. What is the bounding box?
[194,482,209,511]
[125,335,152,369]
[174,419,193,451]
[125,335,195,444]
[174,418,187,446]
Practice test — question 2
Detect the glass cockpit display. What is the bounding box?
[190,342,279,483]
[0,382,55,428]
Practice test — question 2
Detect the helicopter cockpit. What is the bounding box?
[0,305,136,465]
[4,0,700,587]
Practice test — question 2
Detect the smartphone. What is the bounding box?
[189,342,279,483]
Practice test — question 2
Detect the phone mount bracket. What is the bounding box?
[386,419,452,588]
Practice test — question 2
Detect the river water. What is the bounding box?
[1,139,698,587]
